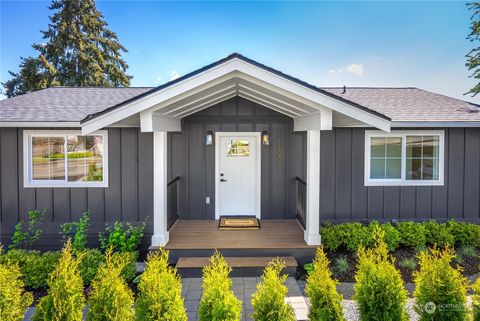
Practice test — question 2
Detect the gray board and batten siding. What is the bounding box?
[1,96,480,249]
[0,127,154,249]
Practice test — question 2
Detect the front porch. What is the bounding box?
[157,219,317,265]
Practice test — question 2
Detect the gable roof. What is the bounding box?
[0,53,479,126]
[80,53,390,123]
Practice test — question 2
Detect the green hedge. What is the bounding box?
[320,220,480,252]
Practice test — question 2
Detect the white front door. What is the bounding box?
[215,132,261,219]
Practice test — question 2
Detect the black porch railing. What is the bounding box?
[167,176,180,230]
[295,176,306,229]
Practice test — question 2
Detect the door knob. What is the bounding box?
[220,178,227,182]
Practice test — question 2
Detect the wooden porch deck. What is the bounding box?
[164,219,314,250]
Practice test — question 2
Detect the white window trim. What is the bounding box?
[364,130,444,186]
[23,130,109,188]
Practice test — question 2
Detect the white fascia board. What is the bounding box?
[1,121,80,127]
[81,57,391,134]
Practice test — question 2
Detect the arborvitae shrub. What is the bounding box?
[87,249,135,321]
[354,226,409,321]
[251,258,295,321]
[397,221,426,250]
[306,247,345,321]
[135,249,187,321]
[413,246,469,321]
[473,276,480,321]
[0,247,33,321]
[198,251,242,321]
[33,240,85,321]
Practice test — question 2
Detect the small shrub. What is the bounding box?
[10,209,46,249]
[423,220,455,248]
[341,223,372,252]
[354,226,409,321]
[370,222,401,252]
[473,276,480,321]
[0,249,60,289]
[320,224,344,252]
[399,258,417,270]
[116,251,138,282]
[397,221,426,250]
[447,221,480,248]
[78,249,104,286]
[413,246,469,321]
[99,221,145,253]
[87,249,135,321]
[251,258,295,321]
[459,245,477,258]
[0,247,33,321]
[135,249,187,321]
[304,262,314,275]
[61,211,90,252]
[334,257,350,275]
[33,240,85,321]
[198,251,242,321]
[306,247,346,321]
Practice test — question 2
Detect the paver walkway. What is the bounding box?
[182,277,308,321]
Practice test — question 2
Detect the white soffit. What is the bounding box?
[81,58,391,134]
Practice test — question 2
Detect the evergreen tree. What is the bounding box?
[466,2,480,96]
[3,0,131,98]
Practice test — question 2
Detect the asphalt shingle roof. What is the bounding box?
[0,87,151,122]
[1,86,479,123]
[322,87,480,122]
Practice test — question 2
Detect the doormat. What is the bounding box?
[219,216,260,230]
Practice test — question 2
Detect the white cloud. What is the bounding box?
[346,64,364,76]
[328,64,364,78]
[169,71,180,81]
[154,76,163,84]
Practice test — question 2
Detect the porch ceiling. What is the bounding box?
[151,75,319,119]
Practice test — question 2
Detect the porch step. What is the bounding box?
[175,256,298,278]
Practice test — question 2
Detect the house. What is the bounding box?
[1,53,480,264]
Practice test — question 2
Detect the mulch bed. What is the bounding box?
[298,247,480,284]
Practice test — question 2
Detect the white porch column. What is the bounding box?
[151,131,169,247]
[304,129,321,245]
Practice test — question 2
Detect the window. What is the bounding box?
[226,140,250,157]
[365,130,444,186]
[24,130,108,187]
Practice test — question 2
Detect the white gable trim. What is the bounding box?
[81,58,391,134]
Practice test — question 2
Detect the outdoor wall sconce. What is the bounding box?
[261,131,270,146]
[205,130,214,145]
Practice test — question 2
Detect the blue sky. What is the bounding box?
[1,1,479,102]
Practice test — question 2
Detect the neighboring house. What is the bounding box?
[1,53,480,263]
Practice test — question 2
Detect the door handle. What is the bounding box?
[220,178,227,182]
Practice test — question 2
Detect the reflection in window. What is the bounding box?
[227,140,250,157]
[30,133,105,184]
[32,137,65,180]
[406,136,439,180]
[67,135,104,182]
[370,137,402,179]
